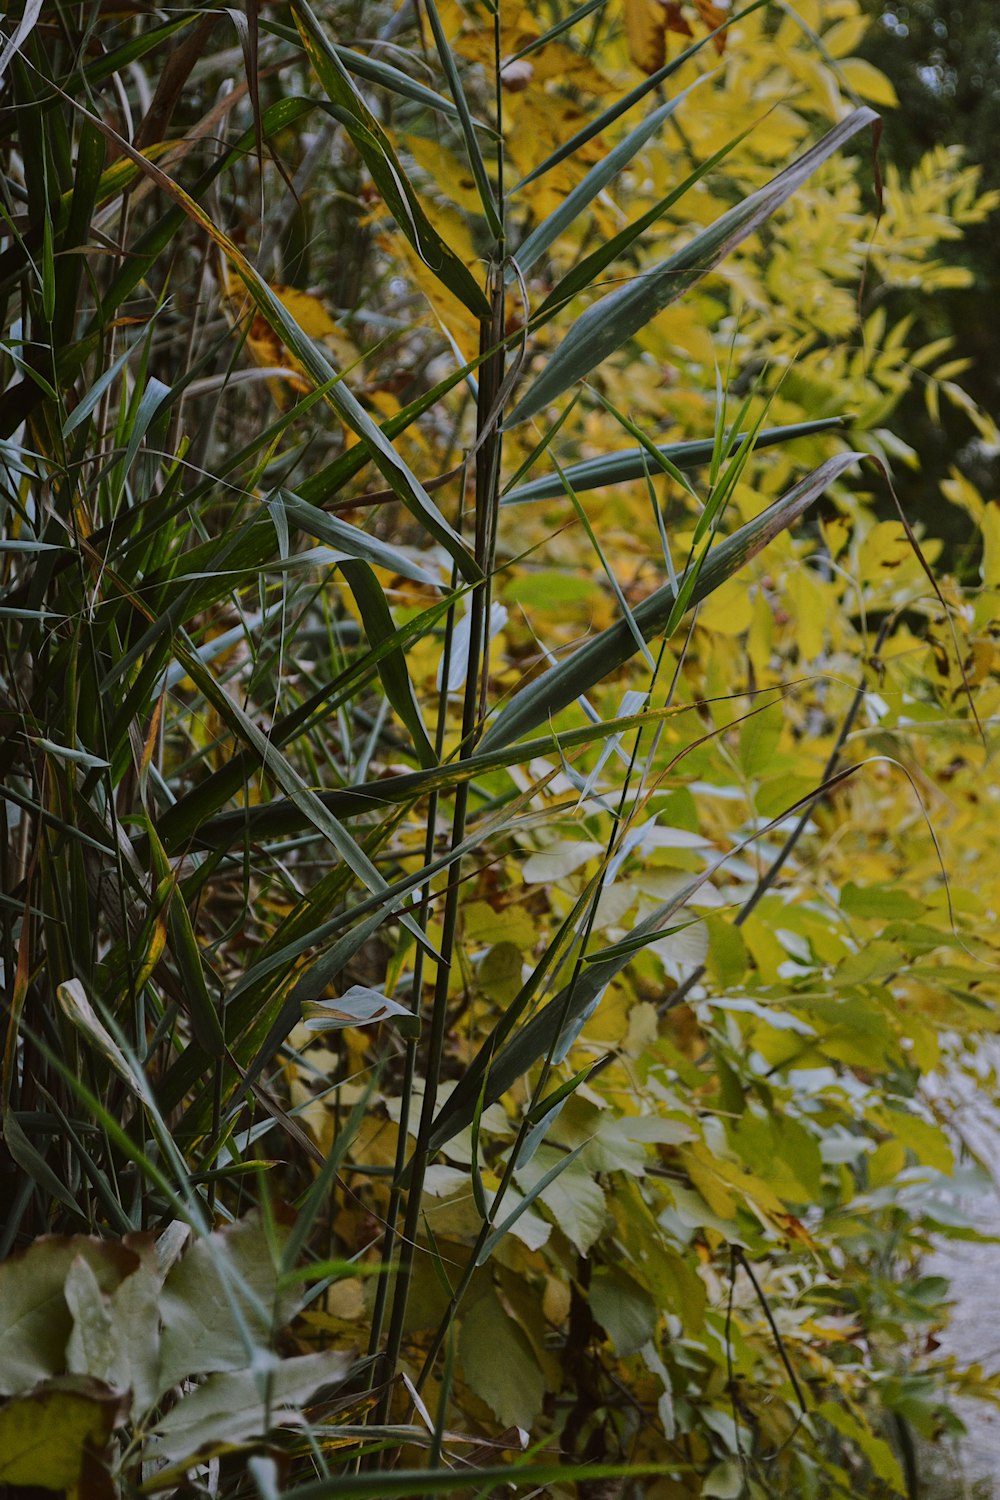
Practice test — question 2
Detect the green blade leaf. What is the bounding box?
[507,0,770,194]
[476,1142,589,1263]
[339,558,438,771]
[290,0,491,319]
[260,19,471,118]
[502,419,847,506]
[533,125,754,323]
[506,108,878,427]
[512,73,710,278]
[180,698,697,851]
[481,452,862,750]
[420,0,503,238]
[276,489,441,585]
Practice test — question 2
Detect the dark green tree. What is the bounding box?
[858,1,1000,544]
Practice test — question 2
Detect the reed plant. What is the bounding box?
[1,2,990,1495]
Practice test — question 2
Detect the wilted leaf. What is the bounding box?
[303,985,420,1039]
[157,1215,298,1394]
[692,0,731,51]
[0,1236,138,1397]
[56,980,141,1092]
[625,0,668,73]
[149,1351,352,1464]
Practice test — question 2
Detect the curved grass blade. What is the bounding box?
[50,85,480,581]
[420,0,502,238]
[551,452,656,671]
[481,452,862,750]
[276,489,441,585]
[177,697,704,851]
[506,108,878,427]
[506,0,609,63]
[502,418,847,505]
[513,74,710,278]
[507,0,770,194]
[476,1142,588,1263]
[156,588,461,853]
[533,125,754,323]
[290,0,490,319]
[260,16,477,121]
[339,559,437,771]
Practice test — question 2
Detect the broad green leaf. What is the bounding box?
[817,1400,906,1495]
[157,1215,297,1393]
[516,1146,606,1254]
[589,1268,658,1355]
[738,698,784,777]
[64,1256,116,1387]
[478,1142,589,1263]
[458,1292,544,1430]
[0,1235,138,1396]
[841,882,926,920]
[702,1457,745,1499]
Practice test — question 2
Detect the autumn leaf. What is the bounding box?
[226,279,356,409]
[692,0,732,52]
[624,0,668,74]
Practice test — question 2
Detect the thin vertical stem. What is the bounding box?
[378,269,506,1418]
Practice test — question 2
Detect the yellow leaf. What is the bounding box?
[387,230,480,353]
[405,139,484,216]
[821,15,869,59]
[838,57,899,108]
[696,576,753,636]
[624,0,667,74]
[867,1138,905,1189]
[227,280,355,409]
[785,566,826,660]
[747,587,774,676]
[857,520,911,582]
[982,503,1000,587]
[0,1379,126,1490]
